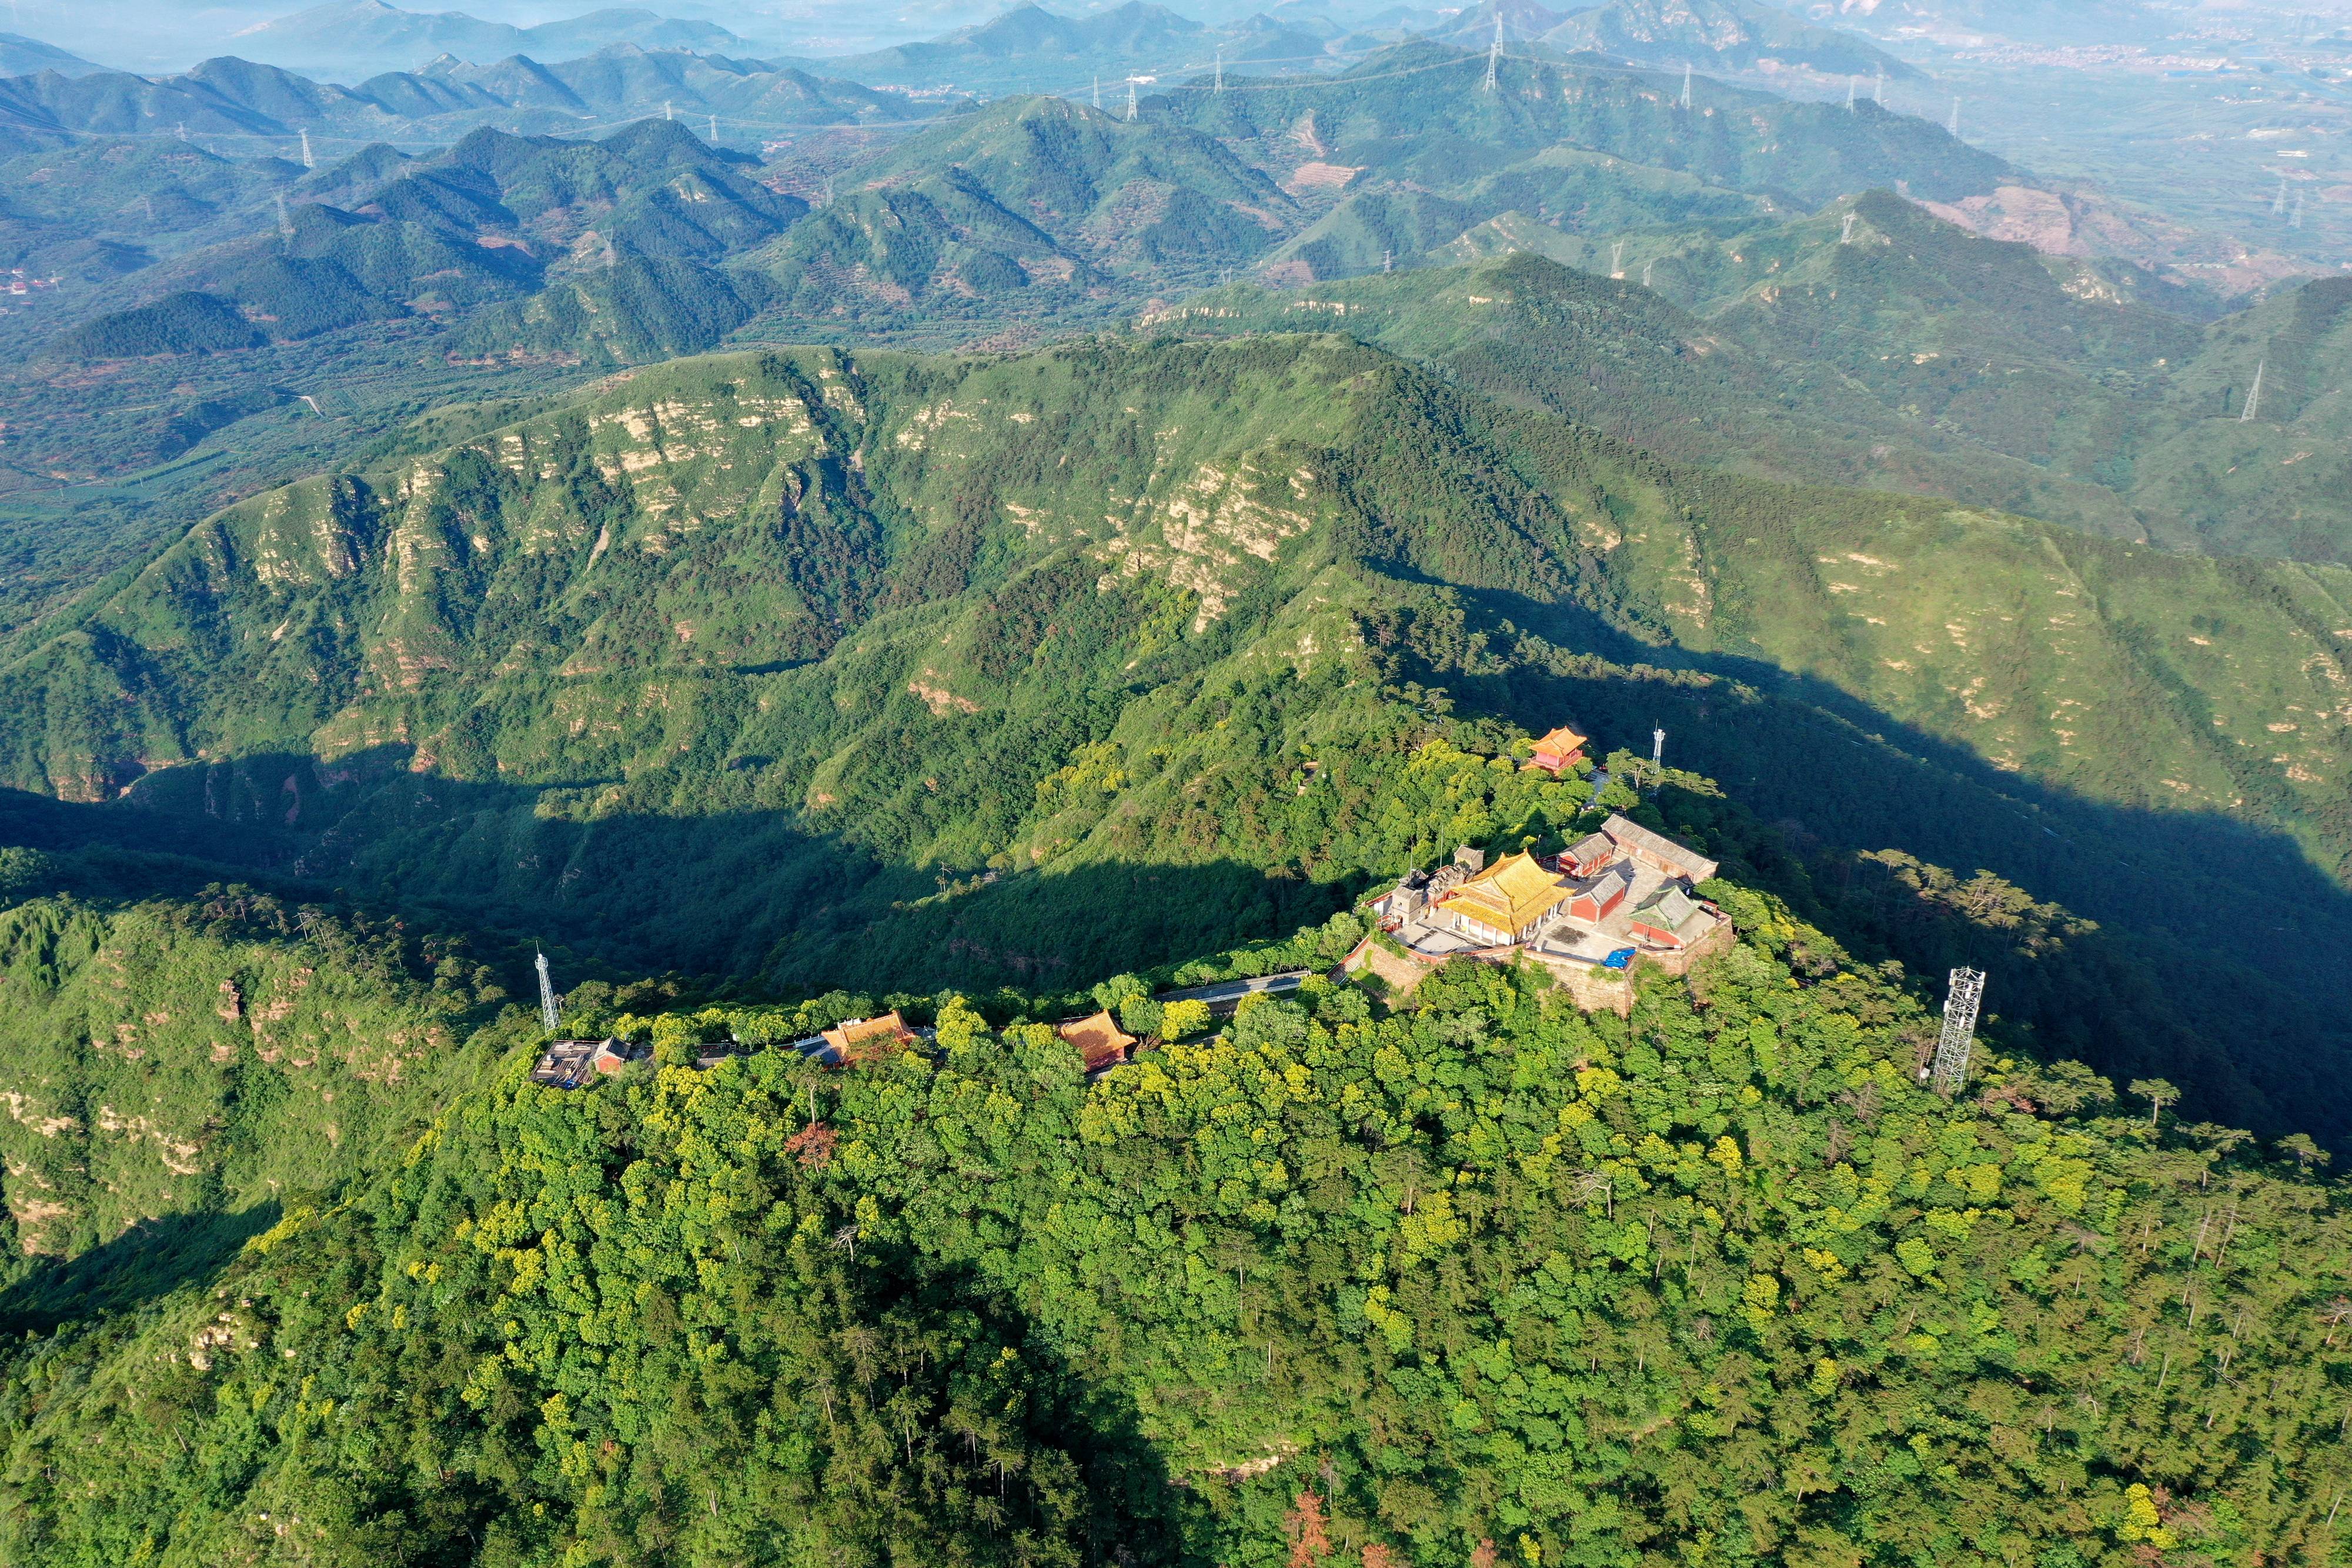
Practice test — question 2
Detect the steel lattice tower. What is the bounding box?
[536,950,560,1035]
[1930,968,1985,1093]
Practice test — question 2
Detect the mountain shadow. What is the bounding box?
[0,1201,282,1334]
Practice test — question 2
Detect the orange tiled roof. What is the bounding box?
[1057,1009,1137,1071]
[1532,724,1587,755]
[822,1010,917,1064]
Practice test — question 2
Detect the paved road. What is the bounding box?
[1155,972,1311,1013]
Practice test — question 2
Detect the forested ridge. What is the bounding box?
[0,859,2346,1567]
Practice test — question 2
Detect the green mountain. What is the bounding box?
[0,851,2344,1565]
[1146,249,2139,531]
[1165,42,2011,211]
[4,333,2351,1146]
[45,120,804,360]
[742,95,1294,327]
[1431,190,2352,564]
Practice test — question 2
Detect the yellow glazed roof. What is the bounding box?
[1442,852,1566,932]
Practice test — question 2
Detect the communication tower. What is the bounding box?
[536,950,560,1035]
[1929,968,1986,1093]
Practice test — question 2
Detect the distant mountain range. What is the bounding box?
[1545,0,1917,78]
[0,32,106,79]
[0,46,932,153]
[228,1,757,79]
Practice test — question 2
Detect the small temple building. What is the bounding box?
[820,1011,919,1066]
[1057,1010,1139,1074]
[1526,725,1589,775]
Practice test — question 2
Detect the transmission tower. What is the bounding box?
[1840,209,1857,244]
[1215,47,1223,93]
[1126,76,1138,120]
[1929,967,1985,1093]
[2293,190,2306,229]
[1483,13,1501,92]
[1681,62,1691,110]
[2275,175,2290,216]
[709,113,719,142]
[2242,357,2266,423]
[275,190,293,240]
[1947,96,1960,136]
[664,99,673,121]
[299,128,313,169]
[1874,66,1885,106]
[536,950,560,1035]
[1845,75,1857,111]
[1611,238,1624,276]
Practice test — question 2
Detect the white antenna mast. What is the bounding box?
[536,950,560,1034]
[299,127,313,169]
[1651,726,1665,773]
[1483,12,1501,92]
[2243,358,2266,423]
[1928,968,1985,1093]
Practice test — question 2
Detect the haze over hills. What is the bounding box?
[226,0,760,79]
[0,45,934,152]
[1542,0,1920,79]
[0,32,106,79]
